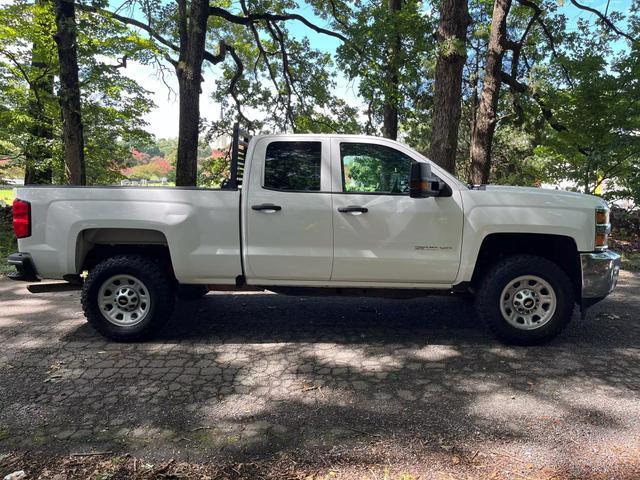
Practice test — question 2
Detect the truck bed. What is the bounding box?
[14,186,243,284]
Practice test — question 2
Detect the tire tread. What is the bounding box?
[81,254,174,341]
[475,254,575,345]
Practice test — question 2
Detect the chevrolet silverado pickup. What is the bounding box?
[7,127,621,344]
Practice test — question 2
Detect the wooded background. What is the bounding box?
[0,0,638,204]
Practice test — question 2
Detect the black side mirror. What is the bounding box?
[410,162,443,198]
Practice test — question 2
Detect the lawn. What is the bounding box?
[0,188,15,206]
[0,216,16,274]
[1,188,16,274]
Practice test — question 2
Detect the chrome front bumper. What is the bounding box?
[580,250,621,307]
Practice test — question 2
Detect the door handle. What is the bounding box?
[252,203,282,212]
[338,205,368,214]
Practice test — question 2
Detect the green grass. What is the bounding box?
[0,188,14,206]
[1,188,17,274]
[0,218,16,274]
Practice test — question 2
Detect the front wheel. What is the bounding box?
[81,255,175,341]
[475,255,575,345]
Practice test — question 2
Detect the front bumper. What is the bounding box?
[7,252,39,282]
[580,250,620,308]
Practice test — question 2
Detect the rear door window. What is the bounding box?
[264,141,322,191]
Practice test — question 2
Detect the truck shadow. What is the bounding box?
[156,269,638,349]
[0,272,639,477]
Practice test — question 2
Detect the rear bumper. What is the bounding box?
[6,252,39,282]
[580,250,620,308]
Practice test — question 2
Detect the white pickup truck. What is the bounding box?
[8,128,620,344]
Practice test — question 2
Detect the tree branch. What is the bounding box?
[239,0,281,98]
[500,70,568,133]
[209,6,350,44]
[266,21,295,129]
[515,0,574,88]
[74,1,228,68]
[223,43,252,125]
[73,2,180,57]
[569,0,636,43]
[327,0,350,30]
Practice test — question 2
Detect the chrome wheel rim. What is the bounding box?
[499,275,556,330]
[98,274,150,327]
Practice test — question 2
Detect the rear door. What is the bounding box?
[330,138,464,284]
[243,136,333,282]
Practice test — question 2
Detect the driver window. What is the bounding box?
[340,143,414,194]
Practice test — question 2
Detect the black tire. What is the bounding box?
[475,254,575,345]
[176,284,209,300]
[81,254,175,341]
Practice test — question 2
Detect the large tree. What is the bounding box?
[382,0,401,139]
[429,0,471,174]
[174,0,210,186]
[80,0,351,186]
[0,0,155,185]
[533,17,640,200]
[54,0,85,185]
[12,0,57,184]
[469,0,511,184]
[313,0,432,140]
[467,0,637,185]
[206,0,361,139]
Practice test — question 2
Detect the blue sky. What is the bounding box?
[126,0,635,138]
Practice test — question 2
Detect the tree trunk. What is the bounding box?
[382,0,401,140]
[175,0,209,187]
[24,0,54,185]
[53,0,86,185]
[429,0,471,174]
[468,39,480,172]
[469,0,512,185]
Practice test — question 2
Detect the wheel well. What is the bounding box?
[471,233,581,297]
[77,228,173,273]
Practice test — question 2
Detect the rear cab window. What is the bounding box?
[264,141,322,191]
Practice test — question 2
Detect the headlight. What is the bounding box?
[595,207,610,250]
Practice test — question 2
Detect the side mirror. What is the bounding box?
[410,162,443,198]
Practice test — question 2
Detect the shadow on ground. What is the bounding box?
[0,272,639,478]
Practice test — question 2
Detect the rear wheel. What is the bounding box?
[81,255,175,341]
[475,255,575,345]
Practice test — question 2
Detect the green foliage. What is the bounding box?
[315,0,434,137]
[342,143,412,194]
[199,153,230,188]
[529,15,640,202]
[488,126,552,186]
[0,0,58,178]
[0,189,14,205]
[206,13,361,138]
[0,0,155,184]
[0,209,17,274]
[1,0,639,205]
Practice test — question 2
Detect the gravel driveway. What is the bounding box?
[1,271,639,478]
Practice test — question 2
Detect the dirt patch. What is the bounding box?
[2,448,639,480]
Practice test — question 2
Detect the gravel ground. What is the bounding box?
[0,271,639,479]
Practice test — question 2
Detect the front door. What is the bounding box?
[244,137,333,282]
[331,139,464,284]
